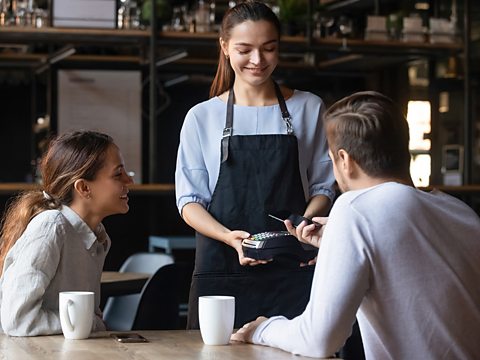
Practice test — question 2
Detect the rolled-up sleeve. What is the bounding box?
[303,99,336,202]
[175,109,211,214]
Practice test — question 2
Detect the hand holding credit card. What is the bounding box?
[268,211,321,228]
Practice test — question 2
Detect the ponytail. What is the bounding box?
[0,190,61,273]
[210,52,235,98]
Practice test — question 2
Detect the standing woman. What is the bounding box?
[0,130,133,336]
[176,1,335,329]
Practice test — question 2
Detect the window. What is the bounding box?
[407,100,431,187]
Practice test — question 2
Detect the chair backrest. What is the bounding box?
[119,252,174,273]
[132,262,193,330]
[103,252,174,331]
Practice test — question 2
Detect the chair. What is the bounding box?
[132,262,194,330]
[148,235,196,254]
[103,252,174,331]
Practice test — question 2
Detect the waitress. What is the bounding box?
[175,1,335,329]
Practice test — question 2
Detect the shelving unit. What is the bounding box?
[0,27,149,44]
[0,27,463,65]
[0,0,477,187]
[2,23,465,178]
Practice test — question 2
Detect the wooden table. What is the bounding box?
[0,330,327,359]
[101,271,149,298]
[100,271,149,309]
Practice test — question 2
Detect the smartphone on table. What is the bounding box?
[111,333,148,343]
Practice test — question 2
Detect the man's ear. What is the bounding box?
[73,179,91,200]
[337,149,355,176]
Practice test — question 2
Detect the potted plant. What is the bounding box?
[277,0,308,35]
[141,0,172,26]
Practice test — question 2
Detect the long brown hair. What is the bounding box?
[209,1,281,98]
[0,130,114,273]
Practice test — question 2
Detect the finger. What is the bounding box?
[249,260,267,266]
[242,231,251,239]
[311,216,328,225]
[240,258,251,266]
[241,257,263,266]
[299,220,314,241]
[284,219,295,234]
[230,332,245,342]
[301,223,318,239]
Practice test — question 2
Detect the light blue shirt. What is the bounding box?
[0,205,110,336]
[175,90,335,213]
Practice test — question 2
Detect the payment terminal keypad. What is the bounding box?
[249,231,290,241]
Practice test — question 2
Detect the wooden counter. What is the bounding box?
[0,183,175,195]
[0,182,479,195]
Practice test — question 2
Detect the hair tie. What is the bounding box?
[42,191,53,201]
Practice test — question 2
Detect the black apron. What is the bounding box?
[187,82,315,329]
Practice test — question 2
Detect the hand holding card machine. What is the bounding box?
[242,231,316,262]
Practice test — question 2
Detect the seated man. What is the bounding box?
[231,91,480,359]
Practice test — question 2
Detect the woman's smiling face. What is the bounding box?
[221,20,279,88]
[85,144,133,219]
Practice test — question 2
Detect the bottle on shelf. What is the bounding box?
[171,6,185,31]
[117,0,140,29]
[194,0,210,33]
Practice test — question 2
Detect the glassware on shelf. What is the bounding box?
[312,11,321,38]
[130,3,140,29]
[117,0,141,29]
[182,5,195,33]
[0,0,47,27]
[117,0,128,29]
[32,7,47,27]
[338,15,353,50]
[171,6,185,31]
[319,14,335,38]
[194,0,210,33]
[11,0,34,26]
[387,13,402,40]
[209,0,215,25]
[0,0,11,25]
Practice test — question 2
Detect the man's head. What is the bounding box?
[324,91,411,191]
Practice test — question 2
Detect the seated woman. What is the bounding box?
[0,130,133,336]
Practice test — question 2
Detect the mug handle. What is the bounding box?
[61,299,75,332]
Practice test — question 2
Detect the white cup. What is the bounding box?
[199,295,235,345]
[59,291,94,340]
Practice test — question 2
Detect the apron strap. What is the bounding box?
[273,82,294,135]
[221,81,293,163]
[221,88,235,163]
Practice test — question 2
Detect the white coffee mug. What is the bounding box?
[199,295,235,345]
[59,291,94,340]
